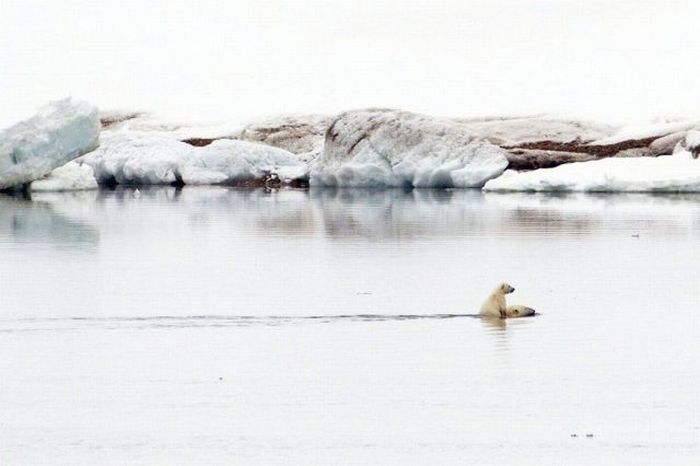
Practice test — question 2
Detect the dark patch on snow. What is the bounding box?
[509,136,658,156]
[325,118,341,143]
[346,121,383,156]
[10,149,20,165]
[182,138,222,147]
[97,174,118,189]
[171,171,185,188]
[504,136,661,170]
[0,184,31,197]
[100,113,141,129]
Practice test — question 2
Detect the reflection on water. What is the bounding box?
[4,187,700,248]
[1,186,700,320]
[0,193,99,248]
[1,187,699,465]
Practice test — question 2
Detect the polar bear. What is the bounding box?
[479,282,515,318]
[505,304,536,318]
[479,283,537,319]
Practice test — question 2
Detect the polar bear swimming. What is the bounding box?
[505,304,536,318]
[479,283,536,319]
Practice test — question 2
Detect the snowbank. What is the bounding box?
[457,116,616,146]
[30,162,98,191]
[238,114,332,155]
[81,133,307,186]
[95,108,700,176]
[21,106,690,192]
[182,139,307,185]
[99,112,242,143]
[82,133,193,185]
[0,98,100,189]
[311,109,509,188]
[591,120,699,146]
[484,150,700,192]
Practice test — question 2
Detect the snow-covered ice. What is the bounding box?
[82,133,194,185]
[82,132,307,186]
[238,114,333,154]
[457,115,616,146]
[0,98,100,189]
[591,119,699,146]
[686,130,700,155]
[30,161,98,192]
[182,139,308,185]
[311,109,509,188]
[484,150,700,192]
[8,103,694,192]
[99,111,242,142]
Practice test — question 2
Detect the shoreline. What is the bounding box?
[2,102,699,194]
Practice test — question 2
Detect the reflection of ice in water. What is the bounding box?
[0,192,99,247]
[15,186,698,244]
[311,188,700,239]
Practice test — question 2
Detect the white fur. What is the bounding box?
[479,283,515,318]
[506,304,536,318]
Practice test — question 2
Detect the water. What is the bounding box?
[1,188,699,465]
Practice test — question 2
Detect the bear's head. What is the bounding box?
[500,283,515,294]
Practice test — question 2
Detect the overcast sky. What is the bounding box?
[1,0,698,126]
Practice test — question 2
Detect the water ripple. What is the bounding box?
[0,313,497,332]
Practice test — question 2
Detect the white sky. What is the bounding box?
[1,0,698,126]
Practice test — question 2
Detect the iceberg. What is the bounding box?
[483,150,700,192]
[0,98,100,190]
[81,132,307,187]
[311,109,509,188]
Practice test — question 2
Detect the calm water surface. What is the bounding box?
[1,188,699,464]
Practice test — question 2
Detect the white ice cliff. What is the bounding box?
[0,99,100,189]
[310,109,509,188]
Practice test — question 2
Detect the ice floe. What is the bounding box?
[7,102,699,192]
[81,132,307,186]
[591,120,699,146]
[484,150,700,192]
[310,109,509,188]
[30,161,98,192]
[181,139,307,185]
[0,98,100,189]
[82,133,193,185]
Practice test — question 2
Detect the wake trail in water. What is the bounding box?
[0,314,484,332]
